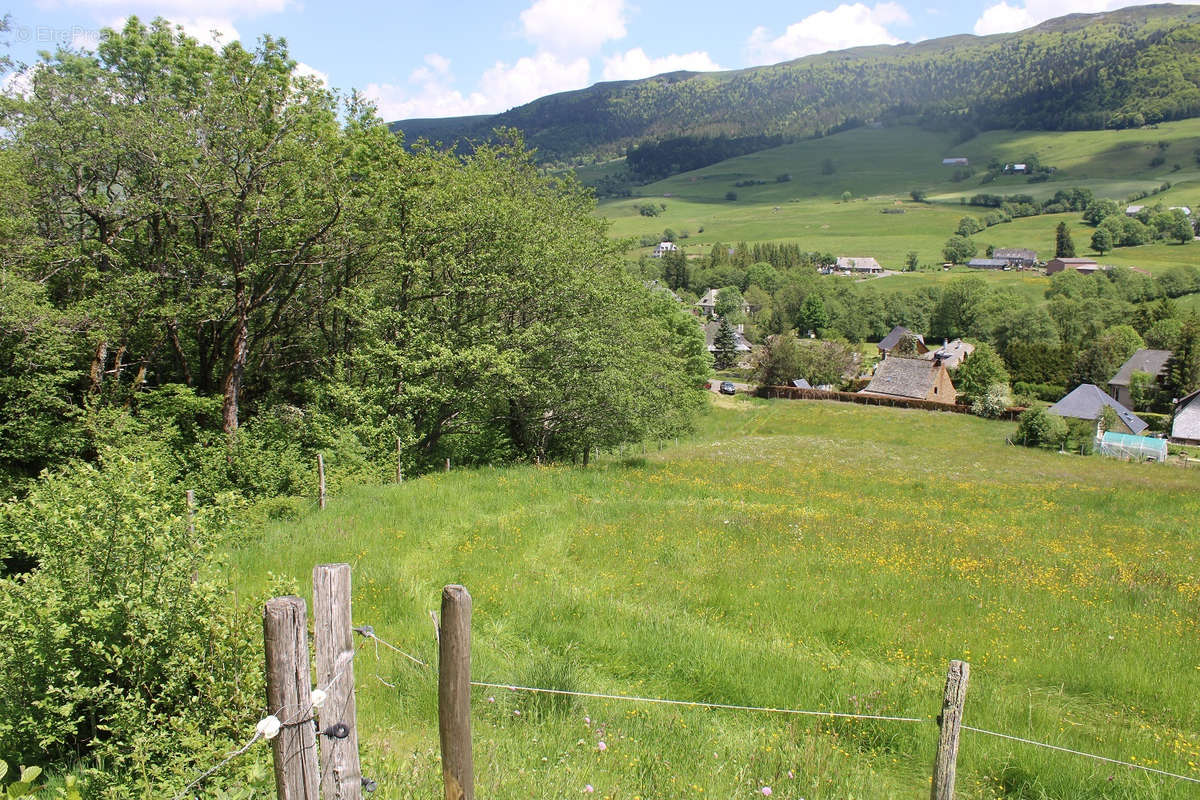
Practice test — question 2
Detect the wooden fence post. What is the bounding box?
[396,437,404,483]
[313,564,362,800]
[930,659,970,800]
[263,596,320,800]
[185,489,195,535]
[438,585,474,800]
[317,454,327,510]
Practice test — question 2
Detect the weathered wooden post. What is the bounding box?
[186,489,198,583]
[438,585,474,800]
[445,457,451,473]
[263,596,320,800]
[317,454,327,510]
[313,564,362,800]
[396,437,404,483]
[930,659,970,800]
[185,489,196,535]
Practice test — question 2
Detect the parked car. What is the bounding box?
[719,381,736,395]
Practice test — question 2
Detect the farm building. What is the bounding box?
[992,247,1037,268]
[1171,389,1200,446]
[941,157,968,166]
[1047,384,1148,434]
[929,338,975,369]
[1046,261,1099,280]
[877,325,928,359]
[791,378,813,389]
[860,356,956,404]
[1097,431,1168,462]
[1106,348,1171,408]
[652,241,678,258]
[1045,257,1101,275]
[835,256,883,274]
[967,258,1008,270]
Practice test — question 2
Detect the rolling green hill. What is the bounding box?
[392,5,1200,163]
[598,119,1200,274]
[231,397,1200,799]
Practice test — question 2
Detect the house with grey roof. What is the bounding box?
[1171,389,1200,446]
[968,258,1008,270]
[791,378,813,389]
[1047,384,1148,434]
[929,338,975,370]
[1106,349,1172,408]
[860,356,957,404]
[696,288,750,318]
[835,256,883,274]
[877,325,928,359]
[992,248,1037,268]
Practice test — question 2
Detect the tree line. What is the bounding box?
[0,22,710,793]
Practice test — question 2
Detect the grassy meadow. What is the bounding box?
[232,397,1200,799]
[594,121,1200,276]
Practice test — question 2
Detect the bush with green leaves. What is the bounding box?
[1014,407,1067,447]
[971,382,1012,418]
[0,446,266,796]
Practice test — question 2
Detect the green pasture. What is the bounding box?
[232,398,1200,799]
[594,121,1200,274]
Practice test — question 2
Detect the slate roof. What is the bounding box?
[993,247,1037,262]
[1048,384,1147,434]
[791,378,812,389]
[836,256,882,271]
[703,321,752,352]
[860,357,946,400]
[1108,349,1172,388]
[931,339,975,370]
[968,258,1008,268]
[878,325,926,353]
[1172,389,1200,442]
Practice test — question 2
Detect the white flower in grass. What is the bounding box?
[257,716,282,740]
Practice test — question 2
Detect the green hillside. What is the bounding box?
[393,5,1200,162]
[232,397,1200,799]
[598,120,1200,273]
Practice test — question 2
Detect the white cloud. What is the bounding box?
[363,51,590,121]
[479,52,591,109]
[972,0,1157,34]
[747,3,911,64]
[293,62,328,86]
[520,0,627,55]
[1,68,37,98]
[171,16,240,46]
[601,48,722,81]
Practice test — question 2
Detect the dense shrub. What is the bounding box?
[1014,407,1067,447]
[1013,381,1067,402]
[0,446,266,796]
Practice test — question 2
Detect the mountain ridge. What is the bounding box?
[390,4,1200,163]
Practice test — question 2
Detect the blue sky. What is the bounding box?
[3,0,1174,120]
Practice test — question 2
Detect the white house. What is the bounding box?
[652,241,678,258]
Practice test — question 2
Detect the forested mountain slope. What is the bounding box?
[392,5,1200,162]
